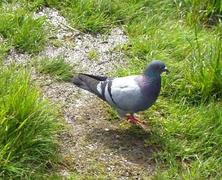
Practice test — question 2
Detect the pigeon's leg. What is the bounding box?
[126,114,145,125]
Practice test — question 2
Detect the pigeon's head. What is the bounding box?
[144,60,169,77]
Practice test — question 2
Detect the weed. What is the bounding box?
[87,49,99,61]
[50,38,63,48]
[35,57,74,81]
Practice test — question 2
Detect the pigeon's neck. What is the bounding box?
[144,68,160,78]
[142,74,161,98]
[144,72,161,83]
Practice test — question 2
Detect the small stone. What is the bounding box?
[115,134,120,139]
[62,170,70,177]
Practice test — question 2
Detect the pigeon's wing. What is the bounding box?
[72,73,109,100]
[97,75,145,112]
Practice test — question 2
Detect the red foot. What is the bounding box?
[126,115,145,125]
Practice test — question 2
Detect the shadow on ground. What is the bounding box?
[86,126,155,166]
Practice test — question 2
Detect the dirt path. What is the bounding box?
[6,8,156,179]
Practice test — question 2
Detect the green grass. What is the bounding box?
[0,6,46,53]
[142,100,222,179]
[174,0,222,26]
[19,0,147,33]
[0,66,60,178]
[0,0,221,179]
[0,41,10,61]
[35,57,74,81]
[60,0,147,33]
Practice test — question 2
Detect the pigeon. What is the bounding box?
[72,60,169,125]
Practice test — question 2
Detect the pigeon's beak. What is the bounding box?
[163,66,169,74]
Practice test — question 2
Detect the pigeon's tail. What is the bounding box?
[72,73,108,95]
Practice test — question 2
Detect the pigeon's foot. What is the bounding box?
[125,115,150,131]
[126,115,145,125]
